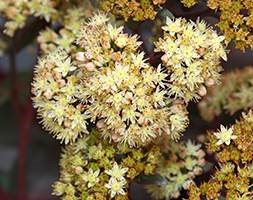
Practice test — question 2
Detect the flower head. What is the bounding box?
[53,132,162,199]
[207,0,253,50]
[105,162,128,181]
[105,178,127,198]
[33,14,190,146]
[155,17,227,102]
[214,125,237,146]
[82,169,100,188]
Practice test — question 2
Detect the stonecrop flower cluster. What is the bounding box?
[32,13,193,146]
[155,17,227,102]
[199,66,253,121]
[0,0,92,36]
[53,129,205,200]
[180,0,198,8]
[100,0,198,21]
[32,49,90,144]
[189,111,253,200]
[30,12,230,198]
[53,130,162,200]
[146,140,205,200]
[37,3,93,55]
[207,0,253,50]
[100,0,166,21]
[3,0,253,199]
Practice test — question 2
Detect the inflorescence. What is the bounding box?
[146,140,205,199]
[2,0,252,199]
[100,0,198,21]
[53,130,205,200]
[189,110,253,200]
[207,0,253,50]
[32,14,192,146]
[32,13,226,146]
[155,17,227,102]
[199,66,253,121]
[30,11,228,200]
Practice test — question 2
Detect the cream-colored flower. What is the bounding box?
[105,162,128,180]
[105,178,127,198]
[214,125,237,145]
[162,18,183,36]
[82,168,100,188]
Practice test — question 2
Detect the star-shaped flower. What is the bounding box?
[214,125,237,146]
[105,178,127,198]
[105,162,128,181]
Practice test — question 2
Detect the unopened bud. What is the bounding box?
[44,89,53,99]
[111,52,121,61]
[64,119,71,128]
[96,119,105,129]
[58,79,66,87]
[161,54,169,63]
[206,78,215,86]
[76,52,86,62]
[75,166,83,174]
[111,133,120,142]
[193,167,203,175]
[199,85,207,96]
[85,62,96,71]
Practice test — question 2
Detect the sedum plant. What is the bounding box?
[4,0,253,200]
[0,0,93,36]
[30,9,227,199]
[32,13,191,146]
[207,0,253,50]
[53,129,205,200]
[100,0,198,21]
[32,13,226,146]
[188,111,253,200]
[30,12,227,199]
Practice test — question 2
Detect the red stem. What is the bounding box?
[17,99,34,200]
[0,187,11,200]
[9,48,34,200]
